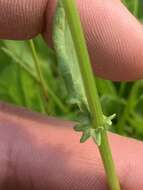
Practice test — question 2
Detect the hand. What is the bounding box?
[0,102,143,190]
[0,1,143,189]
[0,0,143,80]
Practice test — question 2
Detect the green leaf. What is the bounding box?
[0,60,46,113]
[135,95,143,117]
[0,40,48,113]
[101,95,125,117]
[103,114,116,128]
[91,128,103,146]
[53,1,88,110]
[80,129,90,143]
[1,39,69,115]
[74,124,87,132]
[96,78,117,96]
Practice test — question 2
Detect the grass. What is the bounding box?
[0,0,143,140]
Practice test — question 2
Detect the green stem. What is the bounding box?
[61,0,103,128]
[99,131,120,189]
[119,82,126,97]
[61,0,121,189]
[29,40,68,113]
[29,40,49,100]
[122,0,126,5]
[116,81,140,134]
[133,0,139,17]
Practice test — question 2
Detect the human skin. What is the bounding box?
[0,0,143,80]
[0,0,143,189]
[0,102,143,190]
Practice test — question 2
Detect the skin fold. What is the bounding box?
[0,102,143,190]
[0,0,143,189]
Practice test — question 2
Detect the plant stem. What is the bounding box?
[29,39,68,113]
[99,131,120,189]
[133,0,139,17]
[29,40,49,100]
[119,82,126,97]
[117,0,139,133]
[122,0,126,5]
[61,0,121,189]
[116,81,141,134]
[61,0,103,128]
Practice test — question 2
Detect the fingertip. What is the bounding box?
[44,0,143,81]
[109,133,143,189]
[79,0,143,81]
[0,0,48,40]
[43,0,57,45]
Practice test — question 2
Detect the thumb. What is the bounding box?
[0,0,143,81]
[44,0,143,81]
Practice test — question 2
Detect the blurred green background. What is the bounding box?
[0,0,143,140]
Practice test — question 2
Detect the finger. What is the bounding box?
[0,0,143,81]
[0,103,106,189]
[44,0,143,81]
[0,102,143,189]
[109,134,143,190]
[0,0,48,39]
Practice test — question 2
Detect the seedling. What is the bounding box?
[0,0,142,189]
[53,0,121,189]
